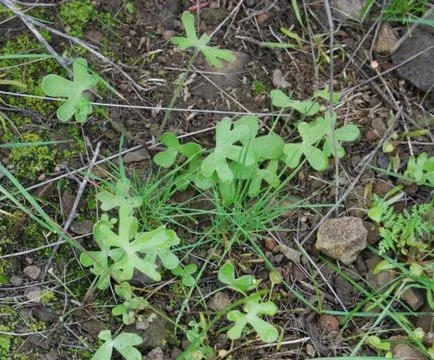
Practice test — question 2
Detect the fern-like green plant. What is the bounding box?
[368,195,434,255]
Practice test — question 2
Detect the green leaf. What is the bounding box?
[313,85,340,104]
[251,135,284,159]
[112,282,148,325]
[171,12,236,68]
[248,160,280,198]
[98,178,142,211]
[218,262,257,294]
[366,335,391,351]
[226,294,278,343]
[373,259,397,275]
[172,263,198,287]
[368,206,383,223]
[201,118,256,183]
[270,89,320,116]
[92,330,142,360]
[153,132,202,168]
[41,58,99,123]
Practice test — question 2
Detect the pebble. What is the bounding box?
[264,237,276,251]
[374,24,397,55]
[207,292,231,312]
[318,314,340,332]
[23,265,41,280]
[10,275,23,287]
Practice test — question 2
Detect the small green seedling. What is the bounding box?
[321,111,360,158]
[92,330,142,360]
[313,85,341,104]
[283,119,329,171]
[41,58,99,122]
[248,160,280,198]
[366,335,392,352]
[404,152,434,186]
[112,282,148,325]
[201,117,257,183]
[80,207,180,285]
[218,262,257,294]
[180,315,215,360]
[172,263,198,287]
[270,89,320,116]
[171,11,236,68]
[98,178,142,211]
[226,293,278,343]
[154,132,202,168]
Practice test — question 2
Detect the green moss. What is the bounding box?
[9,133,54,180]
[59,0,97,38]
[251,80,268,96]
[0,33,62,121]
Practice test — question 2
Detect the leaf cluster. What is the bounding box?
[41,58,99,122]
[171,11,236,68]
[154,90,360,204]
[92,330,142,360]
[217,263,278,343]
[404,152,434,187]
[368,195,434,256]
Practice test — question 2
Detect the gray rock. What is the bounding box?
[195,52,250,100]
[80,318,104,339]
[32,307,58,323]
[331,0,364,20]
[23,265,41,280]
[375,24,397,55]
[123,148,150,163]
[27,334,52,350]
[207,292,231,312]
[401,287,425,311]
[144,347,164,360]
[275,244,301,263]
[127,314,169,352]
[316,217,368,264]
[414,303,434,332]
[392,28,434,92]
[366,255,397,292]
[41,349,58,360]
[70,220,93,235]
[10,275,23,287]
[392,342,426,360]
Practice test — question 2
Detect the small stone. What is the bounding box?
[136,319,150,330]
[374,180,393,197]
[375,24,397,55]
[32,307,58,323]
[272,69,291,89]
[10,275,23,287]
[61,191,76,216]
[144,347,164,360]
[273,254,284,264]
[23,265,41,280]
[366,255,397,292]
[86,30,103,44]
[70,220,93,235]
[275,244,301,263]
[318,314,340,332]
[392,27,434,92]
[364,221,380,245]
[371,118,387,136]
[305,343,316,357]
[365,130,379,142]
[25,288,41,303]
[414,303,434,333]
[80,319,104,339]
[392,342,426,360]
[41,349,58,360]
[401,287,425,311]
[316,217,368,264]
[126,314,169,352]
[214,333,229,348]
[331,0,364,20]
[123,148,150,163]
[264,237,276,251]
[256,11,272,25]
[207,292,231,312]
[162,30,174,41]
[27,334,51,350]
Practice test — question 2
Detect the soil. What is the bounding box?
[0,0,433,359]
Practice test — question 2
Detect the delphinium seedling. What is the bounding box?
[171,11,236,68]
[226,293,279,343]
[217,263,279,343]
[153,132,202,168]
[404,152,434,186]
[80,177,181,286]
[270,89,320,116]
[41,58,99,122]
[112,282,148,325]
[218,262,257,295]
[91,330,142,360]
[172,263,198,287]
